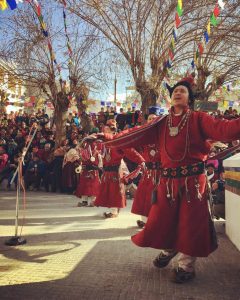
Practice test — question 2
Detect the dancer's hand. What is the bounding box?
[140,162,146,171]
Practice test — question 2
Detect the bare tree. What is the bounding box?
[60,0,240,112]
[0,1,108,145]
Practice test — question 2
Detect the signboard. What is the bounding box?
[194,101,218,112]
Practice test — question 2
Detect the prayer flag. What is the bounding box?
[210,14,218,26]
[204,31,209,43]
[213,4,220,17]
[166,60,172,69]
[175,13,181,28]
[198,43,204,55]
[207,21,211,35]
[0,0,8,10]
[178,0,182,9]
[173,29,177,42]
[6,0,17,10]
[176,3,183,17]
[218,0,225,9]
[36,4,41,16]
[42,30,48,37]
[169,49,174,60]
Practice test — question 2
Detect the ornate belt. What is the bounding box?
[161,162,205,178]
[84,165,99,171]
[103,165,120,172]
[146,162,161,170]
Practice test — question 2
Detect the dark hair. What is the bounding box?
[166,81,195,106]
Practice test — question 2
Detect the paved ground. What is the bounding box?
[0,191,239,300]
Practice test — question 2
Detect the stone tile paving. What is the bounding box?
[0,191,239,300]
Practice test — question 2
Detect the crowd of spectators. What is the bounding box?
[0,106,142,193]
[0,106,239,214]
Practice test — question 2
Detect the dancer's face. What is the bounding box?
[171,85,189,108]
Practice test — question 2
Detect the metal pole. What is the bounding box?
[10,125,39,184]
[14,166,20,237]
[114,74,117,104]
[5,125,39,246]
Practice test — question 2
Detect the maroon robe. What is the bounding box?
[131,144,161,217]
[75,141,101,198]
[94,148,144,208]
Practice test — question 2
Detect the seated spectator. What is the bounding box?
[0,145,9,187]
[212,179,225,219]
[24,154,45,191]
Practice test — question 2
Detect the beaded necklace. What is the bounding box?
[167,109,191,137]
[164,111,191,162]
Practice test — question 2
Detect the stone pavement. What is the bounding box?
[0,191,239,300]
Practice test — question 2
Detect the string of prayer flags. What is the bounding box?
[27,0,62,78]
[191,1,225,69]
[62,3,73,65]
[164,0,184,70]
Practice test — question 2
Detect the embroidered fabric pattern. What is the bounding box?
[161,162,205,178]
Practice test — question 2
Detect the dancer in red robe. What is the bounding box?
[103,77,240,283]
[94,121,145,218]
[75,138,101,207]
[131,112,161,228]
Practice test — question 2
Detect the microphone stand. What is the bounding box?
[5,124,39,246]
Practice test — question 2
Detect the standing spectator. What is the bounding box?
[0,146,9,186]
[116,108,126,131]
[62,146,81,194]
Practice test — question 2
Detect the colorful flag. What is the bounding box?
[198,43,204,55]
[0,0,8,10]
[178,0,182,9]
[6,0,17,10]
[207,21,211,35]
[176,3,183,17]
[175,13,181,28]
[169,49,174,60]
[213,4,220,17]
[191,60,195,69]
[172,29,177,42]
[204,31,209,43]
[218,0,225,9]
[210,14,218,26]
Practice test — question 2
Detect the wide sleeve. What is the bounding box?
[123,148,145,164]
[199,112,240,142]
[104,115,166,149]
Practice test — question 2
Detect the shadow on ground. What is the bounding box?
[0,221,239,300]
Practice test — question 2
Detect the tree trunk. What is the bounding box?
[138,88,159,118]
[79,112,94,133]
[54,92,69,148]
[76,92,94,133]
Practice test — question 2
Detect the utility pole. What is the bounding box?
[114,74,117,104]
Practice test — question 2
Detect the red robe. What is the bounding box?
[94,148,144,208]
[131,144,161,217]
[105,109,240,257]
[75,141,101,197]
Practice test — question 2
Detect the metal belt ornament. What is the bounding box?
[161,162,205,178]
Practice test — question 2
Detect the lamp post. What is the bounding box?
[114,74,117,104]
